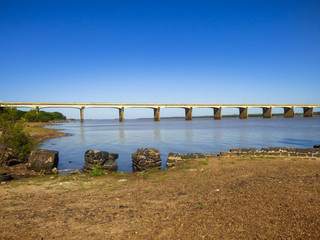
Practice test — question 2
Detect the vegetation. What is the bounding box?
[0,108,35,160]
[0,107,66,122]
[24,110,66,122]
[0,107,66,160]
[89,165,104,177]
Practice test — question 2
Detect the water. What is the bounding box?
[41,117,320,173]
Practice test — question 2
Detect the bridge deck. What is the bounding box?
[1,102,319,122]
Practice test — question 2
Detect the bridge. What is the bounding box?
[1,102,320,122]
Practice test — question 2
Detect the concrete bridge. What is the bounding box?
[1,102,319,123]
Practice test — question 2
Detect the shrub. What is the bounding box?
[89,165,104,177]
[24,110,38,122]
[24,110,66,122]
[0,109,35,160]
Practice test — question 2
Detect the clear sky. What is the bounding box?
[1,0,319,119]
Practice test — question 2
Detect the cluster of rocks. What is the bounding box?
[83,150,118,172]
[0,143,59,172]
[2,144,320,180]
[167,152,213,167]
[83,148,212,172]
[1,144,59,180]
[219,147,320,159]
[132,148,161,171]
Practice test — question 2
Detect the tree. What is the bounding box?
[24,110,38,122]
[0,108,35,161]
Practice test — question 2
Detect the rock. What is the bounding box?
[167,153,213,167]
[314,145,320,148]
[132,148,161,171]
[52,167,59,174]
[70,169,81,174]
[0,143,22,166]
[0,173,13,181]
[26,149,59,173]
[83,150,118,172]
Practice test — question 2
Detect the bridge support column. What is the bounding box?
[213,107,222,120]
[35,107,40,120]
[284,107,294,118]
[119,107,124,122]
[153,107,160,121]
[239,107,248,119]
[303,107,313,117]
[262,107,272,118]
[80,107,84,123]
[185,107,192,120]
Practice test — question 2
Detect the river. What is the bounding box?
[41,117,320,173]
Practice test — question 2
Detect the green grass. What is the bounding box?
[194,204,206,209]
[10,202,20,206]
[199,160,208,165]
[152,175,169,183]
[111,171,129,179]
[177,165,192,170]
[9,182,26,188]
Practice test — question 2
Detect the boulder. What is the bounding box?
[0,143,21,166]
[83,150,118,172]
[132,148,161,171]
[0,173,13,181]
[314,145,320,148]
[26,149,59,173]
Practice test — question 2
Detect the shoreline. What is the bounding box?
[0,121,69,178]
[24,121,70,144]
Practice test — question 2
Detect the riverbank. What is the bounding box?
[24,121,69,144]
[1,155,320,239]
[0,122,68,178]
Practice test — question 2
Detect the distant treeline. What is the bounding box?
[0,107,67,122]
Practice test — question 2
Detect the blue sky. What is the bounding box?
[1,0,319,119]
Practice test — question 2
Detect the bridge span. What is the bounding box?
[1,102,319,122]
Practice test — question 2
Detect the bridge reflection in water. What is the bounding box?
[1,102,319,123]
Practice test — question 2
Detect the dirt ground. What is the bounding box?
[1,155,320,239]
[23,122,69,144]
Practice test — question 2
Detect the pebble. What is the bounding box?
[118,179,127,182]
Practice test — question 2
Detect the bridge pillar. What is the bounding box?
[35,107,40,118]
[262,107,272,118]
[239,107,248,119]
[80,107,85,123]
[284,107,294,118]
[185,107,192,120]
[303,107,313,117]
[153,107,160,121]
[119,107,124,122]
[213,107,222,120]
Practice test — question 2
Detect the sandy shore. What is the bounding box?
[23,121,69,144]
[1,155,320,239]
